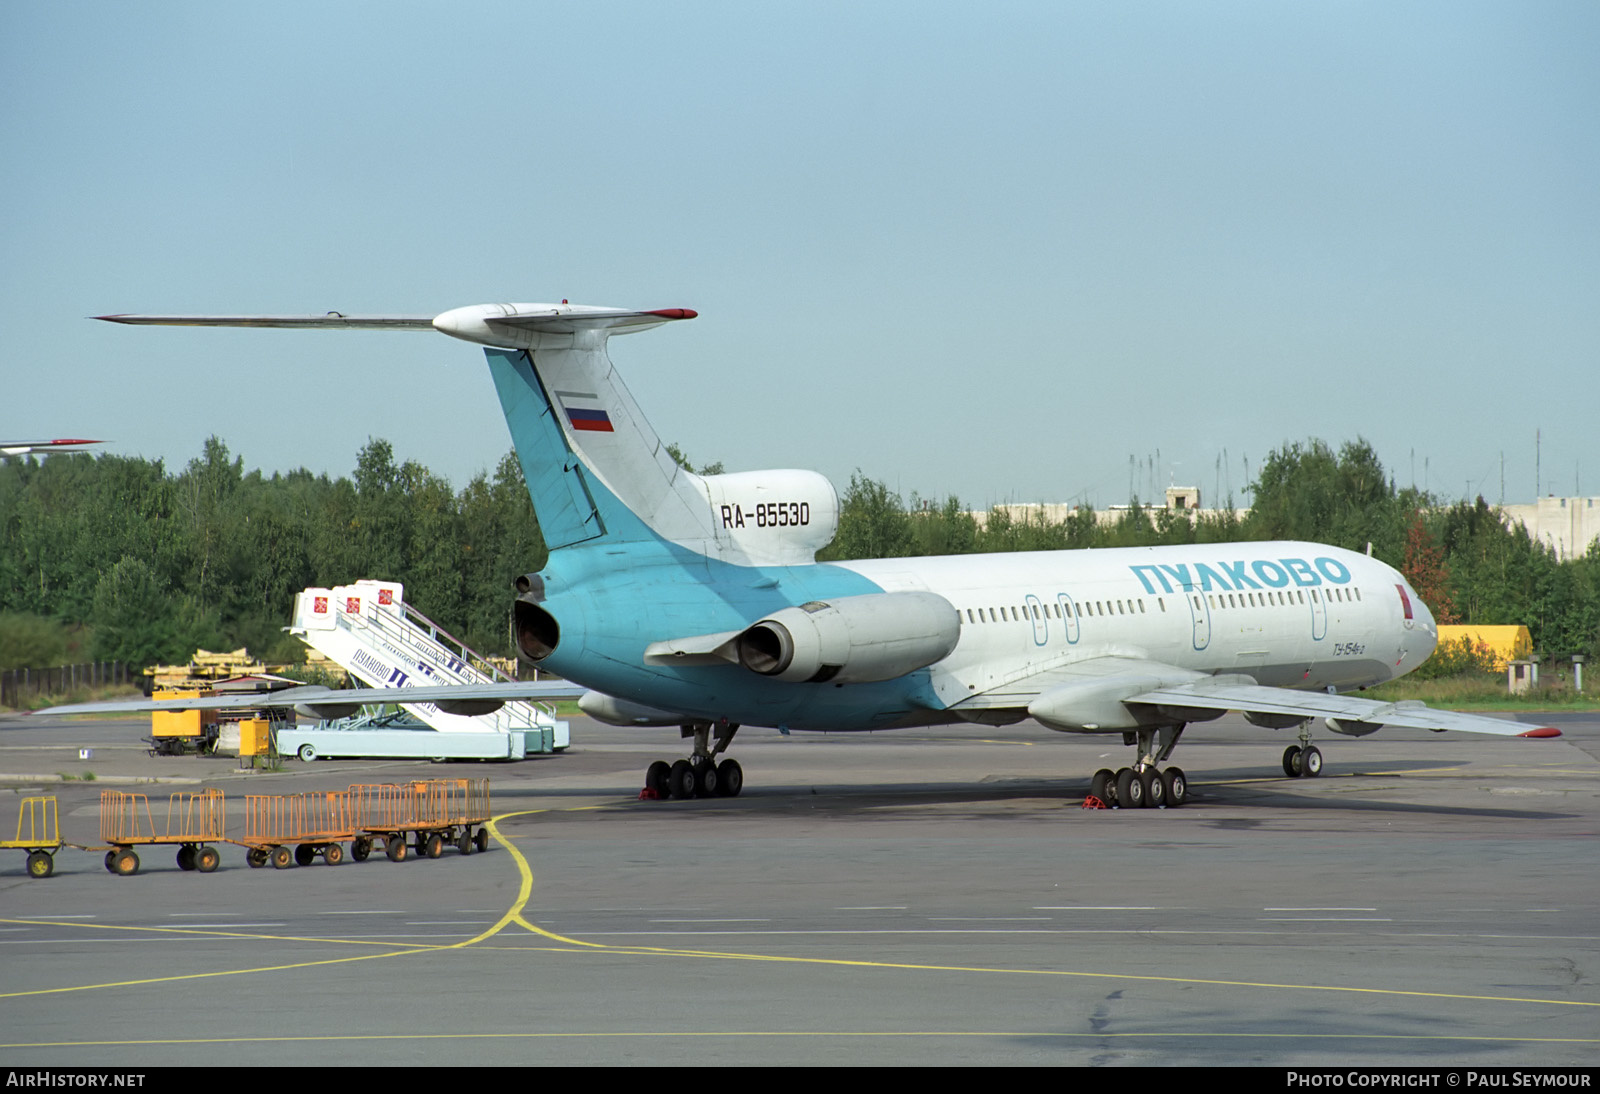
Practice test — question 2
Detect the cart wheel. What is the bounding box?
[27,851,53,879]
[294,843,316,867]
[176,845,197,871]
[351,838,371,862]
[323,842,344,866]
[456,830,473,856]
[424,833,444,859]
[196,846,220,873]
[112,849,139,876]
[385,835,407,862]
[271,846,294,869]
[247,848,268,868]
[104,850,118,873]
[474,827,488,853]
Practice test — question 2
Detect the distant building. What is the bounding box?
[972,487,1248,531]
[1499,497,1600,561]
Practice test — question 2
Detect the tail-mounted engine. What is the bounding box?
[735,591,959,684]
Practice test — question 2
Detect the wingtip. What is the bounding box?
[1518,726,1562,738]
[646,308,698,320]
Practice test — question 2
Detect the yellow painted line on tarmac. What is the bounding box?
[0,917,436,950]
[481,808,1600,1010]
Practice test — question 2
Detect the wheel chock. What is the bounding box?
[1081,795,1109,810]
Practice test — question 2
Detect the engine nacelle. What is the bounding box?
[695,469,839,565]
[735,591,959,684]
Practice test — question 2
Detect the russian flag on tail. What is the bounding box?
[556,390,615,433]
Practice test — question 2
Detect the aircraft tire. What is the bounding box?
[1162,767,1188,807]
[1282,746,1303,778]
[668,760,696,800]
[1115,768,1142,809]
[716,758,743,797]
[1141,768,1166,809]
[645,760,671,798]
[693,760,718,798]
[1091,769,1116,807]
[1301,746,1323,778]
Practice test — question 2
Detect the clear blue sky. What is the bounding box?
[4,2,1596,510]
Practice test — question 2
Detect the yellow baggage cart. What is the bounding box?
[3,796,62,878]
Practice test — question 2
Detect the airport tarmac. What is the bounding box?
[0,710,1596,1067]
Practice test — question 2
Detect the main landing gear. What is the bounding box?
[1282,721,1324,778]
[1087,726,1189,809]
[643,721,744,801]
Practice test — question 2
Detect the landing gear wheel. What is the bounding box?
[1089,768,1115,805]
[112,849,139,876]
[26,851,53,878]
[474,827,488,853]
[294,843,316,867]
[247,848,268,868]
[176,845,197,871]
[1114,768,1143,809]
[323,842,344,866]
[424,833,444,859]
[693,760,718,798]
[1301,746,1323,778]
[271,846,294,869]
[457,831,473,856]
[195,846,220,873]
[1282,745,1303,778]
[1162,767,1188,807]
[351,838,372,862]
[715,758,743,797]
[645,760,671,798]
[1140,768,1166,809]
[298,743,316,762]
[385,835,407,862]
[668,759,696,800]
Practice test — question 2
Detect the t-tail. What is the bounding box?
[95,302,841,567]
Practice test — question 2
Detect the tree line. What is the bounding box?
[1,436,1594,671]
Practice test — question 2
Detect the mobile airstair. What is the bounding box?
[281,580,568,761]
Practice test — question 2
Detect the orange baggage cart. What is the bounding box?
[99,789,226,875]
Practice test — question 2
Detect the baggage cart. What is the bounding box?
[99,789,226,876]
[240,790,357,869]
[3,796,62,878]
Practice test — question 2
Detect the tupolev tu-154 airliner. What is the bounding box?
[59,302,1558,809]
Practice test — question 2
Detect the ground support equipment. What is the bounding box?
[99,789,226,876]
[349,778,491,861]
[239,790,358,869]
[4,796,63,878]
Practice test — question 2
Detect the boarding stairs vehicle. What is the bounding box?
[281,580,568,761]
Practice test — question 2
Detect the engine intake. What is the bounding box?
[735,591,959,684]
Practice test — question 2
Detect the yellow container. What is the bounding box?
[238,717,272,757]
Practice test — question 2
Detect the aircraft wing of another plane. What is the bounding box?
[43,680,588,716]
[1127,679,1561,738]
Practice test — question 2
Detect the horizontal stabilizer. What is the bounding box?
[95,313,436,330]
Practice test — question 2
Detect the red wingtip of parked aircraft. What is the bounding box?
[646,309,698,320]
[1518,726,1561,738]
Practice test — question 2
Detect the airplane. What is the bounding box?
[54,302,1559,809]
[1,438,102,456]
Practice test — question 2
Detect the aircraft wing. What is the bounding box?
[952,655,1560,738]
[1127,679,1560,738]
[43,680,587,717]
